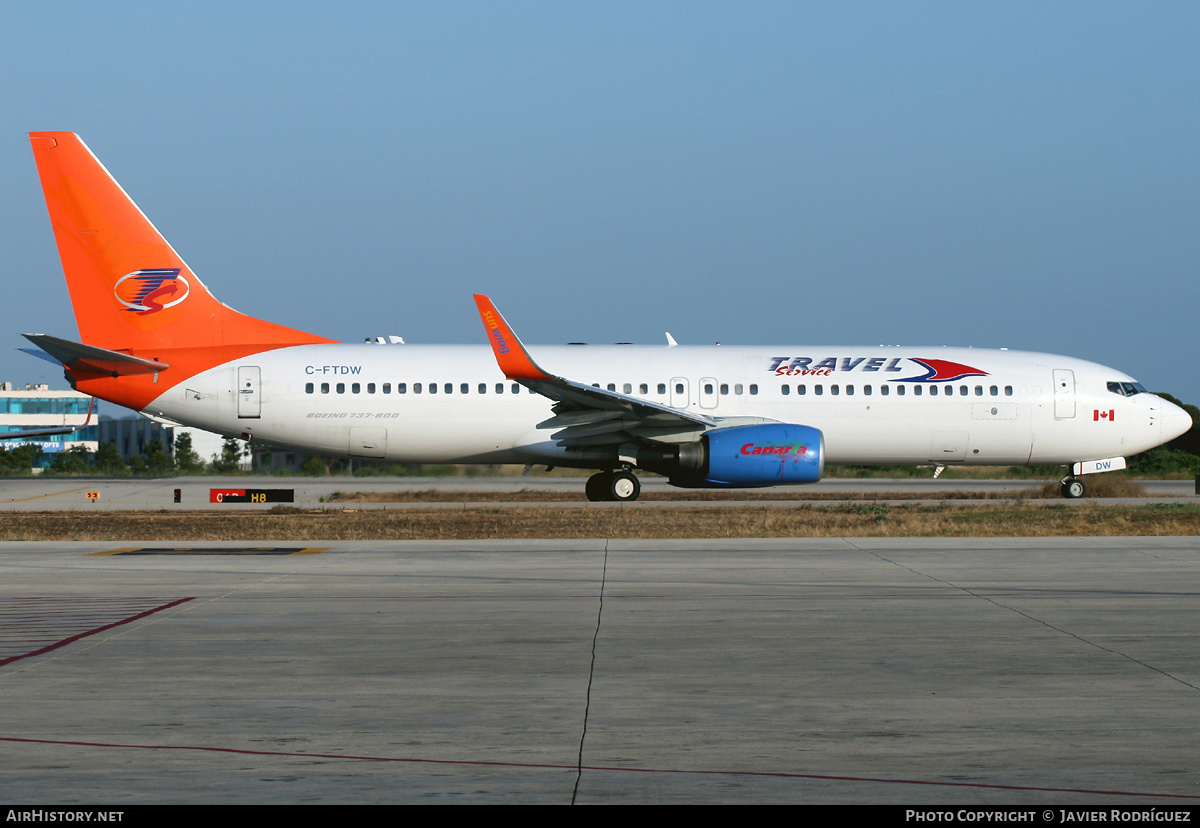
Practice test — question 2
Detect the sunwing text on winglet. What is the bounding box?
[473,294,556,383]
[16,132,1193,501]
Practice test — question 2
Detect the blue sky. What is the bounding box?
[3,2,1198,406]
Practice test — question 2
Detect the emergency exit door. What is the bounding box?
[237,366,261,418]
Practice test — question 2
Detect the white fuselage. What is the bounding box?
[140,344,1186,469]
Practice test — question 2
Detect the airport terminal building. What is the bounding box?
[2,382,285,472]
[0,382,98,464]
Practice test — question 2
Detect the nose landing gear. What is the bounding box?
[1060,476,1086,499]
[585,469,642,502]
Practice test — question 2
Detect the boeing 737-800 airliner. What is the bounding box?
[19,132,1192,500]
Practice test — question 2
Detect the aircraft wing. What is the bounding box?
[474,295,714,447]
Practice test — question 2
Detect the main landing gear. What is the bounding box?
[1060,476,1086,499]
[585,469,642,502]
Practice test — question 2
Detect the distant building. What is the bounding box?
[2,382,287,472]
[98,415,172,458]
[0,382,98,466]
[99,416,250,470]
[249,446,307,474]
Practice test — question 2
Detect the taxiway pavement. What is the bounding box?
[2,537,1198,804]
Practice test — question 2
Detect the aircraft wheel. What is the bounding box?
[585,472,611,502]
[1061,478,1085,499]
[608,471,641,502]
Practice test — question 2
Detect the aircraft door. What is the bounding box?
[1053,369,1076,419]
[670,377,689,409]
[237,366,261,418]
[699,377,719,409]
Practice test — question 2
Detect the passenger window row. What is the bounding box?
[305,381,534,395]
[303,380,1013,400]
[780,384,1014,397]
[305,380,762,398]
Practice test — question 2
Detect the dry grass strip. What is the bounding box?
[0,501,1196,541]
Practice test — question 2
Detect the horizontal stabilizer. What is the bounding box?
[18,348,63,366]
[22,334,168,377]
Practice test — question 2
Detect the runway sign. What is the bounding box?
[209,488,295,503]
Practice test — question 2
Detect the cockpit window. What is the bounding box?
[1107,381,1148,397]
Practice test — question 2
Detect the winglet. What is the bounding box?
[473,295,555,382]
[76,396,95,432]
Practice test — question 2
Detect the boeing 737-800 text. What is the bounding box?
[20,133,1192,500]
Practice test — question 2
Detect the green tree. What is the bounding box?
[48,445,90,474]
[211,438,246,473]
[93,442,128,476]
[0,443,42,475]
[299,454,327,476]
[173,431,203,472]
[144,442,174,475]
[1127,446,1200,476]
[1154,393,1200,456]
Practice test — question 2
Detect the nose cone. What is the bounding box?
[1161,398,1194,442]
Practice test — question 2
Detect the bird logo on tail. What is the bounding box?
[113,269,191,315]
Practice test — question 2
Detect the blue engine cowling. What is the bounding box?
[679,423,824,488]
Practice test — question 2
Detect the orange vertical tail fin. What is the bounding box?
[28,132,333,353]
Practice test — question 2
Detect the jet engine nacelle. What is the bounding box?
[667,423,825,488]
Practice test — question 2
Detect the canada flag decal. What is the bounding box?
[114,269,190,315]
